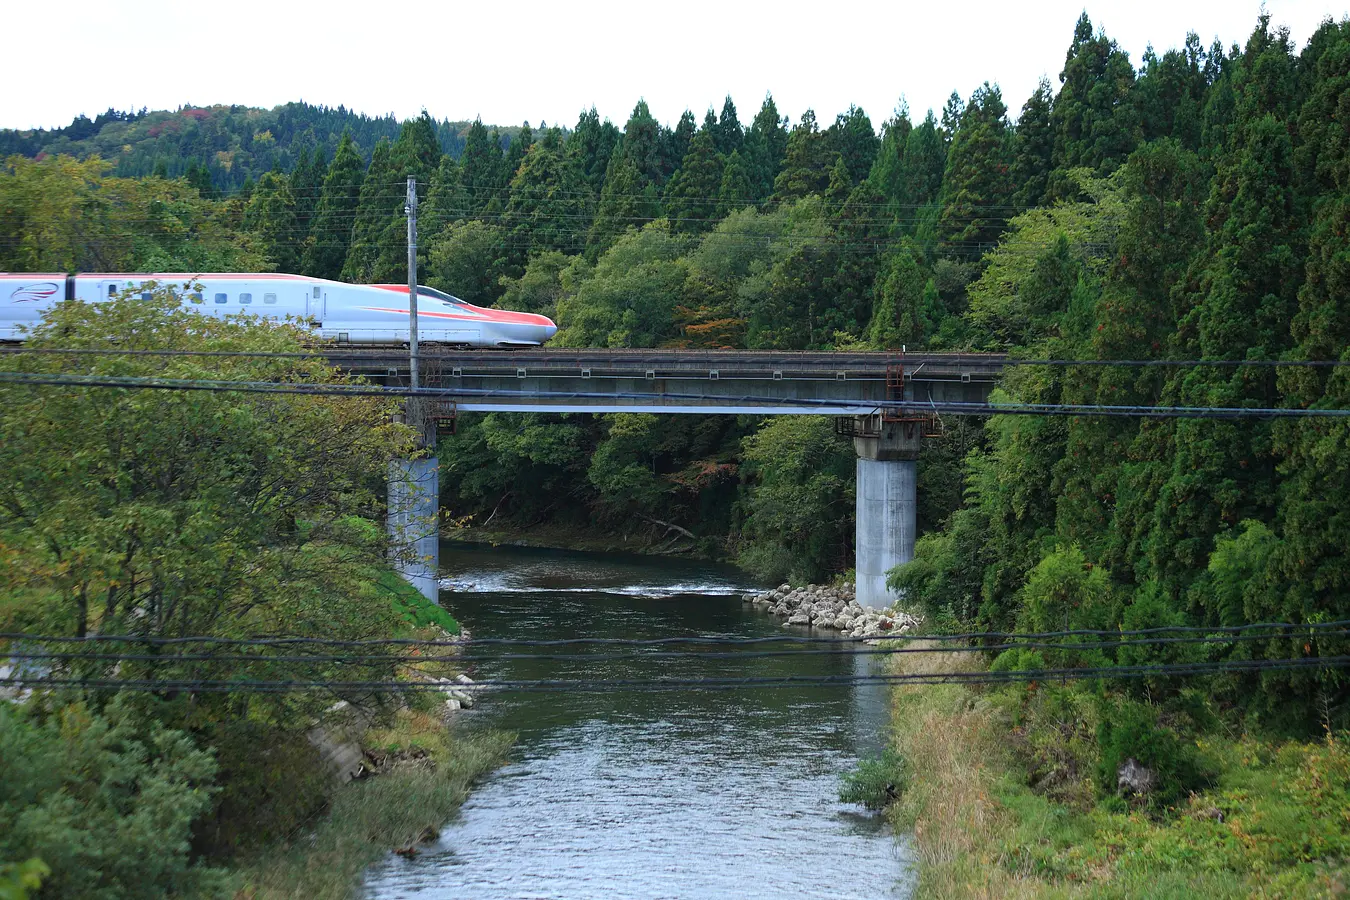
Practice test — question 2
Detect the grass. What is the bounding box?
[379,568,460,634]
[235,711,513,900]
[887,643,1350,899]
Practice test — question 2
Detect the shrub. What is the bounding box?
[0,698,229,899]
[1096,697,1213,807]
[839,749,906,810]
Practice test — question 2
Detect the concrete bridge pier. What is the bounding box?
[388,406,439,604]
[851,416,921,609]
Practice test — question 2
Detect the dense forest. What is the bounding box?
[3,11,1348,732]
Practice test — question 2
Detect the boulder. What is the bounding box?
[787,612,811,626]
[1117,758,1157,797]
[833,613,853,630]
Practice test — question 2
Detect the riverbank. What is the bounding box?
[886,644,1350,898]
[234,568,512,899]
[444,522,721,559]
[237,713,513,900]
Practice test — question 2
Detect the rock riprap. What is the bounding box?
[743,584,920,638]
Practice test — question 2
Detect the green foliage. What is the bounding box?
[382,568,459,634]
[0,860,48,900]
[839,749,906,809]
[737,416,854,582]
[428,220,513,305]
[0,699,228,899]
[1096,697,1215,807]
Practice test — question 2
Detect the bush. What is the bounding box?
[193,720,334,858]
[839,749,906,810]
[1096,697,1213,807]
[0,698,229,899]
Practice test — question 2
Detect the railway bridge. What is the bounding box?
[353,349,1008,609]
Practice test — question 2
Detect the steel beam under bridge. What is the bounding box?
[340,349,1007,414]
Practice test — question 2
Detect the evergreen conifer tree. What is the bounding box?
[459,119,505,216]
[340,140,398,281]
[666,110,697,177]
[826,105,880,186]
[1010,78,1054,208]
[301,131,363,279]
[718,150,755,215]
[1046,12,1142,198]
[773,110,833,200]
[664,126,724,233]
[244,170,298,272]
[714,96,744,156]
[567,107,621,194]
[939,83,1015,253]
[744,95,789,202]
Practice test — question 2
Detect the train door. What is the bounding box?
[306,285,325,324]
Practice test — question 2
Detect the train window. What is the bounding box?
[189,291,203,304]
[214,292,228,304]
[141,291,153,302]
[263,293,277,304]
[313,286,321,299]
[107,284,117,298]
[239,292,252,305]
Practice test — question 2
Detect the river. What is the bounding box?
[363,542,912,899]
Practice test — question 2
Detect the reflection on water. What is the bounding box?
[363,542,912,899]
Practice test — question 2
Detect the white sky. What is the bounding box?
[3,0,1345,133]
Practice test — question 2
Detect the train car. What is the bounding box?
[0,273,557,346]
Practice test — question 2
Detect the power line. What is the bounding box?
[3,346,1347,369]
[7,619,1346,647]
[1,370,1347,419]
[1,655,1344,694]
[8,626,1346,666]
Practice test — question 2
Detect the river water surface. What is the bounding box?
[363,542,911,899]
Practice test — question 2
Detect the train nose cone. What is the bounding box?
[535,315,558,342]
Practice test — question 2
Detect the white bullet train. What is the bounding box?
[0,273,558,346]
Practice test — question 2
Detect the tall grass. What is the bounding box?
[236,721,512,900]
[886,643,1350,898]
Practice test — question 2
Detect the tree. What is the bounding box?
[714,95,744,156]
[744,95,788,202]
[868,246,939,348]
[566,106,621,194]
[666,110,697,176]
[504,133,594,257]
[427,220,513,305]
[301,131,363,279]
[826,105,880,186]
[1010,77,1054,208]
[773,110,833,200]
[867,103,912,212]
[718,149,755,214]
[340,139,398,281]
[558,223,688,347]
[1047,12,1141,198]
[664,126,724,233]
[1147,18,1302,599]
[244,170,298,272]
[0,700,229,900]
[737,416,855,582]
[459,119,506,216]
[939,83,1015,252]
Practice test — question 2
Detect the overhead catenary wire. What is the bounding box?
[2,346,1348,369]
[0,370,1347,419]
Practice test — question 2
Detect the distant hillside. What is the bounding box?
[0,102,524,193]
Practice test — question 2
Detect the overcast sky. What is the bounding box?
[4,0,1345,133]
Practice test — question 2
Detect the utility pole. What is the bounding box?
[389,176,438,604]
[406,177,420,393]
